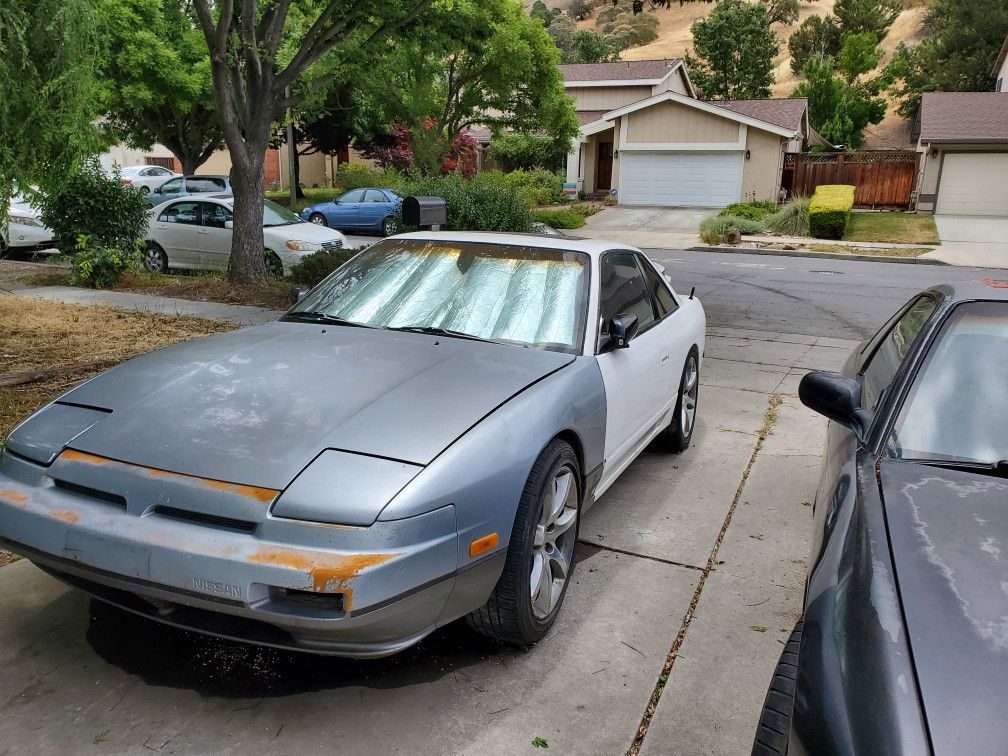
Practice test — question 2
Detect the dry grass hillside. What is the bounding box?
[571,0,930,148]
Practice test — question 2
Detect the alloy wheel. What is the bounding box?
[530,464,578,620]
[681,354,698,437]
[144,245,164,273]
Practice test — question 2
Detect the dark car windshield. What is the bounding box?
[288,239,589,353]
[888,301,1008,465]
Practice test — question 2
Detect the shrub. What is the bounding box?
[333,163,406,193]
[765,196,810,236]
[530,207,586,229]
[400,172,533,232]
[38,158,151,253]
[68,235,141,289]
[483,169,565,207]
[718,201,777,221]
[266,187,341,209]
[699,215,765,245]
[488,133,566,172]
[570,202,602,217]
[288,248,359,287]
[808,184,854,239]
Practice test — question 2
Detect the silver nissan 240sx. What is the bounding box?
[0,232,705,657]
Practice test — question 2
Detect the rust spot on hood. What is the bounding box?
[247,548,398,608]
[0,489,28,506]
[50,510,79,524]
[60,449,279,503]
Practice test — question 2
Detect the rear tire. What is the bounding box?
[467,439,581,645]
[752,620,802,756]
[381,216,397,236]
[655,347,699,453]
[144,242,167,273]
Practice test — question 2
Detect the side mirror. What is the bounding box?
[609,312,639,349]
[799,371,872,439]
[224,220,233,229]
[289,285,310,305]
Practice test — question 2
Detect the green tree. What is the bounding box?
[548,13,622,63]
[530,0,561,26]
[0,0,105,215]
[833,0,900,39]
[788,15,841,74]
[191,0,434,283]
[102,0,221,175]
[888,0,1008,118]
[686,0,780,100]
[596,1,660,48]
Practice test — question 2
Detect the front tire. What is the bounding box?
[309,213,327,226]
[752,620,802,756]
[264,251,284,279]
[467,439,581,645]
[144,242,167,273]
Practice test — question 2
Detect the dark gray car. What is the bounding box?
[753,281,1008,755]
[147,174,232,205]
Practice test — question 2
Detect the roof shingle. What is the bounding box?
[711,98,807,132]
[919,92,1008,143]
[560,59,682,83]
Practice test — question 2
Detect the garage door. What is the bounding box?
[936,152,1008,216]
[618,151,743,207]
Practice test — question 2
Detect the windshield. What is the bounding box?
[261,199,302,226]
[888,301,1008,465]
[290,239,589,353]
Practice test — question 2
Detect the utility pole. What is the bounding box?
[286,86,296,208]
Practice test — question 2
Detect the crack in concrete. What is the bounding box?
[627,393,782,756]
[577,539,705,572]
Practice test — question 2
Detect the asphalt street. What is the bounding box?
[650,248,998,341]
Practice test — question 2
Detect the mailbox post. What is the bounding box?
[402,196,448,231]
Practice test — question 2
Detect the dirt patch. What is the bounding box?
[806,243,931,258]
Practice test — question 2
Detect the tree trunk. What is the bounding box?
[180,156,199,175]
[227,149,269,283]
[292,146,306,199]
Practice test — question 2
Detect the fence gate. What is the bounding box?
[782,151,919,209]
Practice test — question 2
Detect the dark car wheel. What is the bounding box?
[467,438,581,645]
[655,347,699,453]
[309,213,327,226]
[264,251,284,279]
[752,620,802,756]
[381,216,397,236]
[144,242,168,273]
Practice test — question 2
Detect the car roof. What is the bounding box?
[393,231,640,257]
[926,281,1008,303]
[341,187,398,194]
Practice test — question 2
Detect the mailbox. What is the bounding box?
[402,196,447,230]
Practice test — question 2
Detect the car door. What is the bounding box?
[328,189,364,229]
[196,201,233,270]
[152,201,203,267]
[151,177,183,204]
[594,251,668,485]
[360,189,390,230]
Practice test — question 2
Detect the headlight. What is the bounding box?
[285,240,322,252]
[9,214,44,228]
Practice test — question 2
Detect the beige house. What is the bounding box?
[914,92,1008,217]
[561,59,822,207]
[995,34,1008,92]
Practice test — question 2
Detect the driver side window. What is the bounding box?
[860,295,939,410]
[598,252,655,344]
[340,189,365,203]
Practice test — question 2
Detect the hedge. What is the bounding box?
[530,207,586,229]
[699,215,765,245]
[718,201,777,222]
[808,184,854,240]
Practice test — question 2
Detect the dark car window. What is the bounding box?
[363,189,388,203]
[598,251,656,342]
[185,177,226,193]
[157,177,182,194]
[888,301,1008,464]
[638,256,677,318]
[861,295,938,410]
[201,202,232,229]
[159,201,200,225]
[340,189,365,203]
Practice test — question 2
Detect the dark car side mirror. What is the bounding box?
[609,312,639,349]
[289,285,310,305]
[799,371,872,439]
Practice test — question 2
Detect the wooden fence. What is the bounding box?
[781,151,919,209]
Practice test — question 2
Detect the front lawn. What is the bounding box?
[844,212,939,245]
[266,186,341,214]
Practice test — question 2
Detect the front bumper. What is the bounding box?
[0,450,489,657]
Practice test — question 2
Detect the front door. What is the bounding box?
[596,142,613,191]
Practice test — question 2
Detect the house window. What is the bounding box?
[998,77,1004,92]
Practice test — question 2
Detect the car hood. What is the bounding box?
[879,459,1008,754]
[264,221,345,245]
[57,321,572,489]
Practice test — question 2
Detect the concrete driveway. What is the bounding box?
[583,206,712,249]
[0,325,855,754]
[926,215,1008,268]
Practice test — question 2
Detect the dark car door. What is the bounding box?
[150,176,183,204]
[327,189,364,229]
[359,189,392,230]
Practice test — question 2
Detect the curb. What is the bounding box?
[678,245,949,266]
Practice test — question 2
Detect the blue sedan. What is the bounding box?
[300,187,401,236]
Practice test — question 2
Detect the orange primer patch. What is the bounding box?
[50,510,79,524]
[60,449,279,503]
[0,489,29,506]
[247,548,397,608]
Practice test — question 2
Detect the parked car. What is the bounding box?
[0,232,705,657]
[119,165,180,194]
[147,174,232,206]
[145,195,346,276]
[753,281,1008,755]
[300,187,401,236]
[2,191,56,254]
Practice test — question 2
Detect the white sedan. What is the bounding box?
[3,193,56,254]
[119,165,180,193]
[145,195,348,276]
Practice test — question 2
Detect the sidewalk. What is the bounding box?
[10,285,282,325]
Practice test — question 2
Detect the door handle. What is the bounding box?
[661,349,670,365]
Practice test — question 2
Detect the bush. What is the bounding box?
[333,163,406,193]
[570,202,602,217]
[699,215,765,245]
[38,158,151,253]
[400,172,533,232]
[488,133,566,172]
[478,169,565,208]
[288,248,359,287]
[718,201,777,221]
[765,196,810,236]
[68,235,141,289]
[531,207,586,229]
[808,185,854,239]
